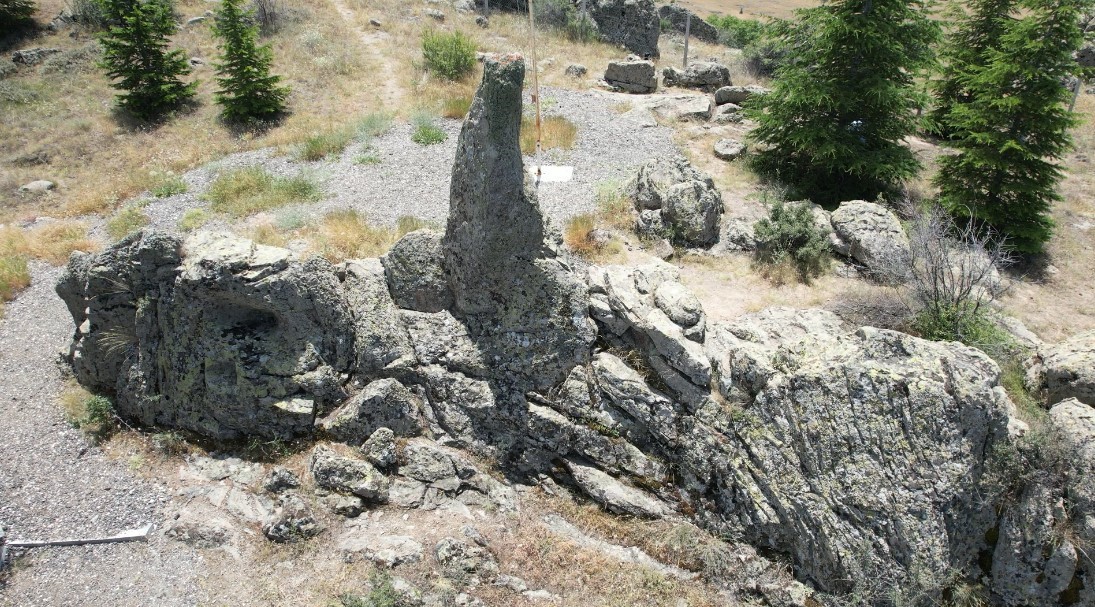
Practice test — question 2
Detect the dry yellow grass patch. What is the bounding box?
[520,114,578,154]
[563,213,624,262]
[1,221,99,265]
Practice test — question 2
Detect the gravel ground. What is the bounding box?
[106,86,679,237]
[0,263,204,607]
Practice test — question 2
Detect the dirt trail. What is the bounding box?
[328,0,404,108]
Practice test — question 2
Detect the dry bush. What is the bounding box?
[520,115,577,154]
[16,221,99,265]
[827,286,912,331]
[563,213,622,262]
[206,166,322,217]
[309,210,425,262]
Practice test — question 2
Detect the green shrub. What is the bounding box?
[67,0,109,29]
[106,205,149,239]
[206,166,322,217]
[354,151,381,165]
[421,29,476,81]
[411,111,446,145]
[358,112,393,138]
[707,15,768,48]
[212,0,290,122]
[753,199,830,282]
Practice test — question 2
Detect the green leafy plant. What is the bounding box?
[933,0,1088,253]
[421,29,476,81]
[150,171,187,197]
[212,0,290,122]
[411,111,446,145]
[707,14,768,48]
[178,208,209,232]
[298,128,354,161]
[746,1,939,205]
[753,198,830,282]
[97,0,197,120]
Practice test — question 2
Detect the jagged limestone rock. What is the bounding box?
[443,54,596,392]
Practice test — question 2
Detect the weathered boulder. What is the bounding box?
[318,378,426,443]
[696,308,1019,593]
[714,84,770,105]
[657,4,719,43]
[443,54,596,391]
[604,59,657,94]
[566,460,670,518]
[662,62,731,92]
[587,0,660,58]
[339,525,425,567]
[58,231,355,439]
[435,536,499,577]
[381,229,453,313]
[19,179,55,193]
[362,427,398,468]
[262,493,323,542]
[262,466,301,493]
[1026,330,1095,406]
[11,48,61,66]
[989,399,1095,606]
[829,200,910,280]
[310,445,390,503]
[713,139,746,161]
[342,258,417,375]
[713,102,744,124]
[624,155,723,247]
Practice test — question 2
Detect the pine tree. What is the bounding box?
[97,0,195,120]
[0,0,35,28]
[934,0,1089,253]
[929,0,1017,137]
[745,1,940,205]
[212,0,289,122]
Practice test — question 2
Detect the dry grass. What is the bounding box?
[0,0,379,221]
[105,205,149,240]
[678,0,820,20]
[520,115,578,154]
[309,210,432,262]
[2,221,99,265]
[563,213,624,262]
[205,166,322,217]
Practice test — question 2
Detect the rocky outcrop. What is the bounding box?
[587,0,660,58]
[380,229,452,313]
[829,200,910,280]
[989,399,1095,606]
[1026,330,1095,406]
[444,54,596,392]
[604,59,657,94]
[657,4,719,43]
[662,62,731,92]
[624,155,723,246]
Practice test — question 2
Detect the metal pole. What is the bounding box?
[683,13,691,69]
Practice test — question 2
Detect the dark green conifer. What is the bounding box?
[97,0,196,120]
[0,0,36,28]
[212,0,289,122]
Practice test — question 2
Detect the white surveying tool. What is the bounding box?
[525,0,574,184]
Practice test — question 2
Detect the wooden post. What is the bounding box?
[1069,77,1082,114]
[683,12,691,69]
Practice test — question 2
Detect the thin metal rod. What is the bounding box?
[527,0,543,178]
[5,524,154,549]
[683,13,691,69]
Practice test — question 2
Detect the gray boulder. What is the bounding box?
[657,4,719,43]
[713,102,744,124]
[318,378,426,443]
[1026,330,1095,406]
[262,466,301,493]
[566,460,670,518]
[989,399,1095,606]
[19,179,55,193]
[381,229,453,313]
[662,62,731,92]
[587,0,660,58]
[1077,43,1095,68]
[564,63,587,78]
[697,308,1020,592]
[11,48,61,66]
[57,231,355,440]
[310,445,390,502]
[443,54,596,391]
[829,200,910,280]
[624,155,723,247]
[714,84,770,105]
[604,59,657,94]
[262,493,323,542]
[713,139,746,161]
[362,427,398,468]
[435,536,499,577]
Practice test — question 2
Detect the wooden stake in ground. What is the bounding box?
[683,12,691,68]
[525,0,574,183]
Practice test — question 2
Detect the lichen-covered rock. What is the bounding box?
[342,258,417,375]
[310,445,390,503]
[262,493,323,542]
[625,156,723,247]
[604,59,657,94]
[443,55,596,391]
[381,229,453,313]
[262,466,301,493]
[318,378,426,443]
[435,536,499,577]
[693,308,1018,592]
[1026,330,1095,407]
[362,427,398,469]
[713,138,746,161]
[829,200,910,280]
[714,84,770,105]
[657,4,719,43]
[566,460,670,518]
[662,62,731,92]
[587,0,660,58]
[990,398,1095,606]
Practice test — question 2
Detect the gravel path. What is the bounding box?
[117,86,679,237]
[0,263,204,607]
